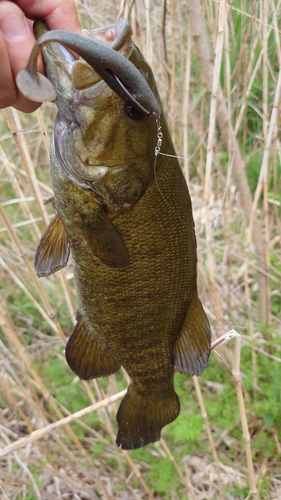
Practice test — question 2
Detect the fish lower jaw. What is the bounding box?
[79,165,109,181]
[75,158,133,176]
[70,163,129,186]
[83,156,132,168]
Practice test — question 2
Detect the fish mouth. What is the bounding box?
[16,18,161,118]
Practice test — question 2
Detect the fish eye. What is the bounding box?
[125,104,146,121]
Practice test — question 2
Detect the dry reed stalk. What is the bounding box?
[220,7,232,325]
[262,0,271,329]
[144,0,152,64]
[210,330,258,497]
[232,335,258,500]
[204,0,226,201]
[263,183,271,324]
[231,4,263,137]
[52,396,118,447]
[234,45,262,137]
[170,0,176,143]
[199,89,206,187]
[270,0,281,62]
[244,255,258,401]
[186,0,269,326]
[182,24,191,183]
[262,0,269,140]
[122,450,155,500]
[0,389,127,458]
[210,330,239,351]
[248,63,281,234]
[36,108,50,154]
[231,1,260,388]
[192,376,223,500]
[160,437,198,500]
[203,0,226,325]
[224,6,231,129]
[130,1,144,54]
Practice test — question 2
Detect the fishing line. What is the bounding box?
[158,152,191,161]
[153,117,168,204]
[153,122,224,233]
[153,120,231,236]
[154,117,193,163]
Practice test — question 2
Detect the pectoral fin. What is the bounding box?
[174,291,211,376]
[35,213,70,277]
[82,208,130,269]
[65,312,121,379]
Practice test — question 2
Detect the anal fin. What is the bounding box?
[82,207,130,269]
[174,290,211,376]
[65,312,121,380]
[35,213,70,277]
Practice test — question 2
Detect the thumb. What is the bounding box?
[0,2,43,111]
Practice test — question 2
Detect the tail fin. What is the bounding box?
[116,385,180,449]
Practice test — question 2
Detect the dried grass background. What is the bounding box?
[0,0,281,499]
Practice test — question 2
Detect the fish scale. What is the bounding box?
[18,17,212,450]
[68,152,195,378]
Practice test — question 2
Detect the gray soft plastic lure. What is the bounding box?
[16,19,160,118]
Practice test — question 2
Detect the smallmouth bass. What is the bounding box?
[17,18,211,449]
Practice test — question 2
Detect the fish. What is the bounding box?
[16,18,211,449]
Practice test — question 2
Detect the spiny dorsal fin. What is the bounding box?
[35,213,70,277]
[173,290,211,376]
[71,60,102,90]
[65,312,121,380]
[82,208,130,269]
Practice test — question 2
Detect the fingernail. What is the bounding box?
[0,12,28,40]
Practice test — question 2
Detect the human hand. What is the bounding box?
[0,0,81,112]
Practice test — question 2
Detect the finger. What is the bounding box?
[0,31,16,108]
[0,2,42,112]
[15,0,81,33]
